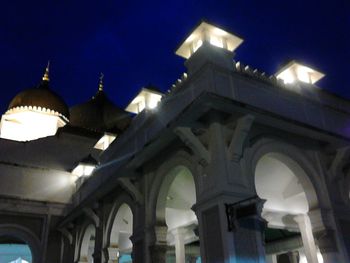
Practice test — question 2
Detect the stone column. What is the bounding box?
[149,225,168,263]
[230,198,266,263]
[194,197,266,263]
[171,227,187,263]
[106,247,119,263]
[294,214,319,263]
[93,210,105,263]
[265,254,277,263]
[130,225,146,263]
[308,208,343,263]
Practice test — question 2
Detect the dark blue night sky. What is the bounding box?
[0,1,349,114]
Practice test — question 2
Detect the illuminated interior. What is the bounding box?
[176,21,244,59]
[0,107,67,142]
[94,133,117,150]
[125,88,163,114]
[276,61,325,85]
[0,240,32,263]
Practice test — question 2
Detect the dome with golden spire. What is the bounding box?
[7,62,69,120]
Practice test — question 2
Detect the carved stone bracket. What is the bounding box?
[329,146,350,181]
[58,227,73,245]
[83,208,100,227]
[118,177,144,205]
[174,127,210,166]
[228,115,255,162]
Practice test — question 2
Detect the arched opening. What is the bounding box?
[156,165,200,263]
[79,224,95,263]
[0,236,32,263]
[255,153,323,263]
[109,203,133,263]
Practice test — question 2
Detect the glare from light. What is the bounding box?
[148,99,158,109]
[72,163,95,177]
[297,66,312,83]
[0,107,66,141]
[210,36,223,48]
[276,61,325,85]
[317,249,324,263]
[125,89,163,114]
[193,39,203,53]
[298,249,323,263]
[185,34,195,43]
[212,27,227,36]
[278,69,296,84]
[175,21,244,59]
[94,133,117,151]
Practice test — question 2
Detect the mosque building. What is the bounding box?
[0,21,349,263]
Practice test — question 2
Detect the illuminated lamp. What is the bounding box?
[175,21,244,59]
[276,60,325,85]
[125,87,163,114]
[94,132,117,150]
[72,155,98,177]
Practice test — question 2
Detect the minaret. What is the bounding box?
[98,72,104,92]
[42,61,50,82]
[175,21,244,75]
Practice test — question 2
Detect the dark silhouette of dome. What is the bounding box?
[8,80,70,120]
[69,90,131,133]
[7,64,69,120]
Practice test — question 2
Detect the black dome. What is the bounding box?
[8,80,69,119]
[69,90,131,133]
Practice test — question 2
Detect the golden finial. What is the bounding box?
[42,61,50,81]
[99,72,104,91]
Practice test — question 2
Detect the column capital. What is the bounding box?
[154,225,168,245]
[170,226,187,237]
[225,196,266,232]
[105,246,120,260]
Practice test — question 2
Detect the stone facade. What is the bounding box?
[0,22,350,263]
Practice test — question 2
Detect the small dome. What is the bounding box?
[7,80,69,120]
[70,90,131,133]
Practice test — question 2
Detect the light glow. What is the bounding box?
[193,39,203,53]
[125,88,163,114]
[72,163,95,177]
[276,61,325,85]
[210,36,223,48]
[0,107,66,141]
[94,133,117,150]
[176,21,243,59]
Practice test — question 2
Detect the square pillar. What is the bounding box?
[194,197,266,263]
[149,225,168,263]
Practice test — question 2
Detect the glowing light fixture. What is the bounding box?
[94,133,117,150]
[0,108,67,141]
[0,63,68,141]
[276,60,325,85]
[176,21,244,59]
[125,87,163,114]
[72,155,97,178]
